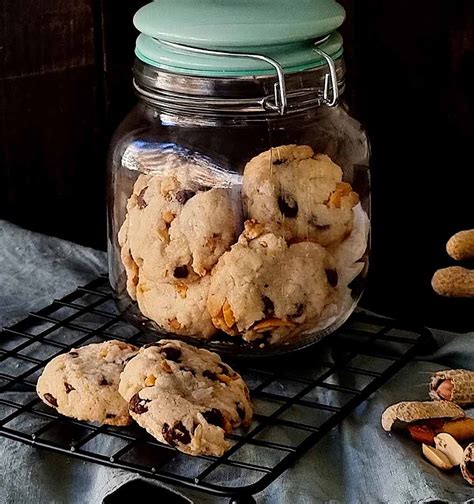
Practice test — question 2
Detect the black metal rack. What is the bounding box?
[0,276,434,503]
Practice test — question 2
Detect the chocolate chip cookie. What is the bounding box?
[136,274,216,339]
[118,174,242,298]
[36,340,138,426]
[119,340,253,456]
[242,144,359,247]
[207,221,337,344]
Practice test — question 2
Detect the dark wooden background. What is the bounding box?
[1,1,473,330]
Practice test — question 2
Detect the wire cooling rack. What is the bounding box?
[0,275,435,503]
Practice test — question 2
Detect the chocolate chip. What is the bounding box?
[175,190,196,204]
[99,376,109,386]
[160,346,182,362]
[203,370,217,380]
[129,393,150,414]
[272,158,286,165]
[180,366,196,376]
[69,352,79,358]
[44,393,58,407]
[262,296,274,317]
[64,382,75,394]
[278,193,298,218]
[173,266,189,279]
[325,269,338,287]
[308,215,330,231]
[162,421,191,446]
[137,187,148,209]
[202,408,225,428]
[236,404,246,420]
[106,413,116,419]
[289,303,304,319]
[218,364,234,376]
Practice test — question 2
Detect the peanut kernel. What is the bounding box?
[145,374,156,386]
[222,300,235,328]
[168,318,182,331]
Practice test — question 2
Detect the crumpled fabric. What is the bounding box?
[0,219,473,504]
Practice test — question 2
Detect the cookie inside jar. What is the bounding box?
[115,143,369,353]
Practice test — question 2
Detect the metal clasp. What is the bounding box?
[157,39,288,115]
[153,35,339,114]
[313,44,339,107]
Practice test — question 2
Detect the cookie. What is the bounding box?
[136,274,216,339]
[119,340,253,456]
[36,340,138,426]
[118,214,139,300]
[242,144,359,247]
[119,174,242,293]
[165,184,242,277]
[207,221,337,344]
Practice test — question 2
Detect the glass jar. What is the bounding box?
[107,1,370,357]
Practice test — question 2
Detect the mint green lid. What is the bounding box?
[134,0,345,77]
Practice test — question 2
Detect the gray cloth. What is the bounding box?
[0,218,473,504]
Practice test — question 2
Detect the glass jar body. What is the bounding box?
[107,98,370,357]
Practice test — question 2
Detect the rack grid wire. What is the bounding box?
[0,275,434,503]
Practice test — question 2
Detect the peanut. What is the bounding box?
[145,374,156,386]
[461,443,474,486]
[242,219,265,240]
[407,424,435,445]
[440,418,474,441]
[162,210,175,224]
[216,373,237,384]
[157,228,169,243]
[210,304,239,335]
[435,379,454,401]
[160,361,172,373]
[422,443,454,470]
[116,342,135,351]
[222,300,235,328]
[175,282,188,299]
[252,318,296,333]
[434,433,464,466]
[211,316,228,333]
[168,318,181,331]
[205,233,222,252]
[381,400,465,432]
[432,266,474,298]
[328,182,359,209]
[430,369,474,406]
[446,229,474,260]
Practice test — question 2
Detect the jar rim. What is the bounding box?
[133,55,346,116]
